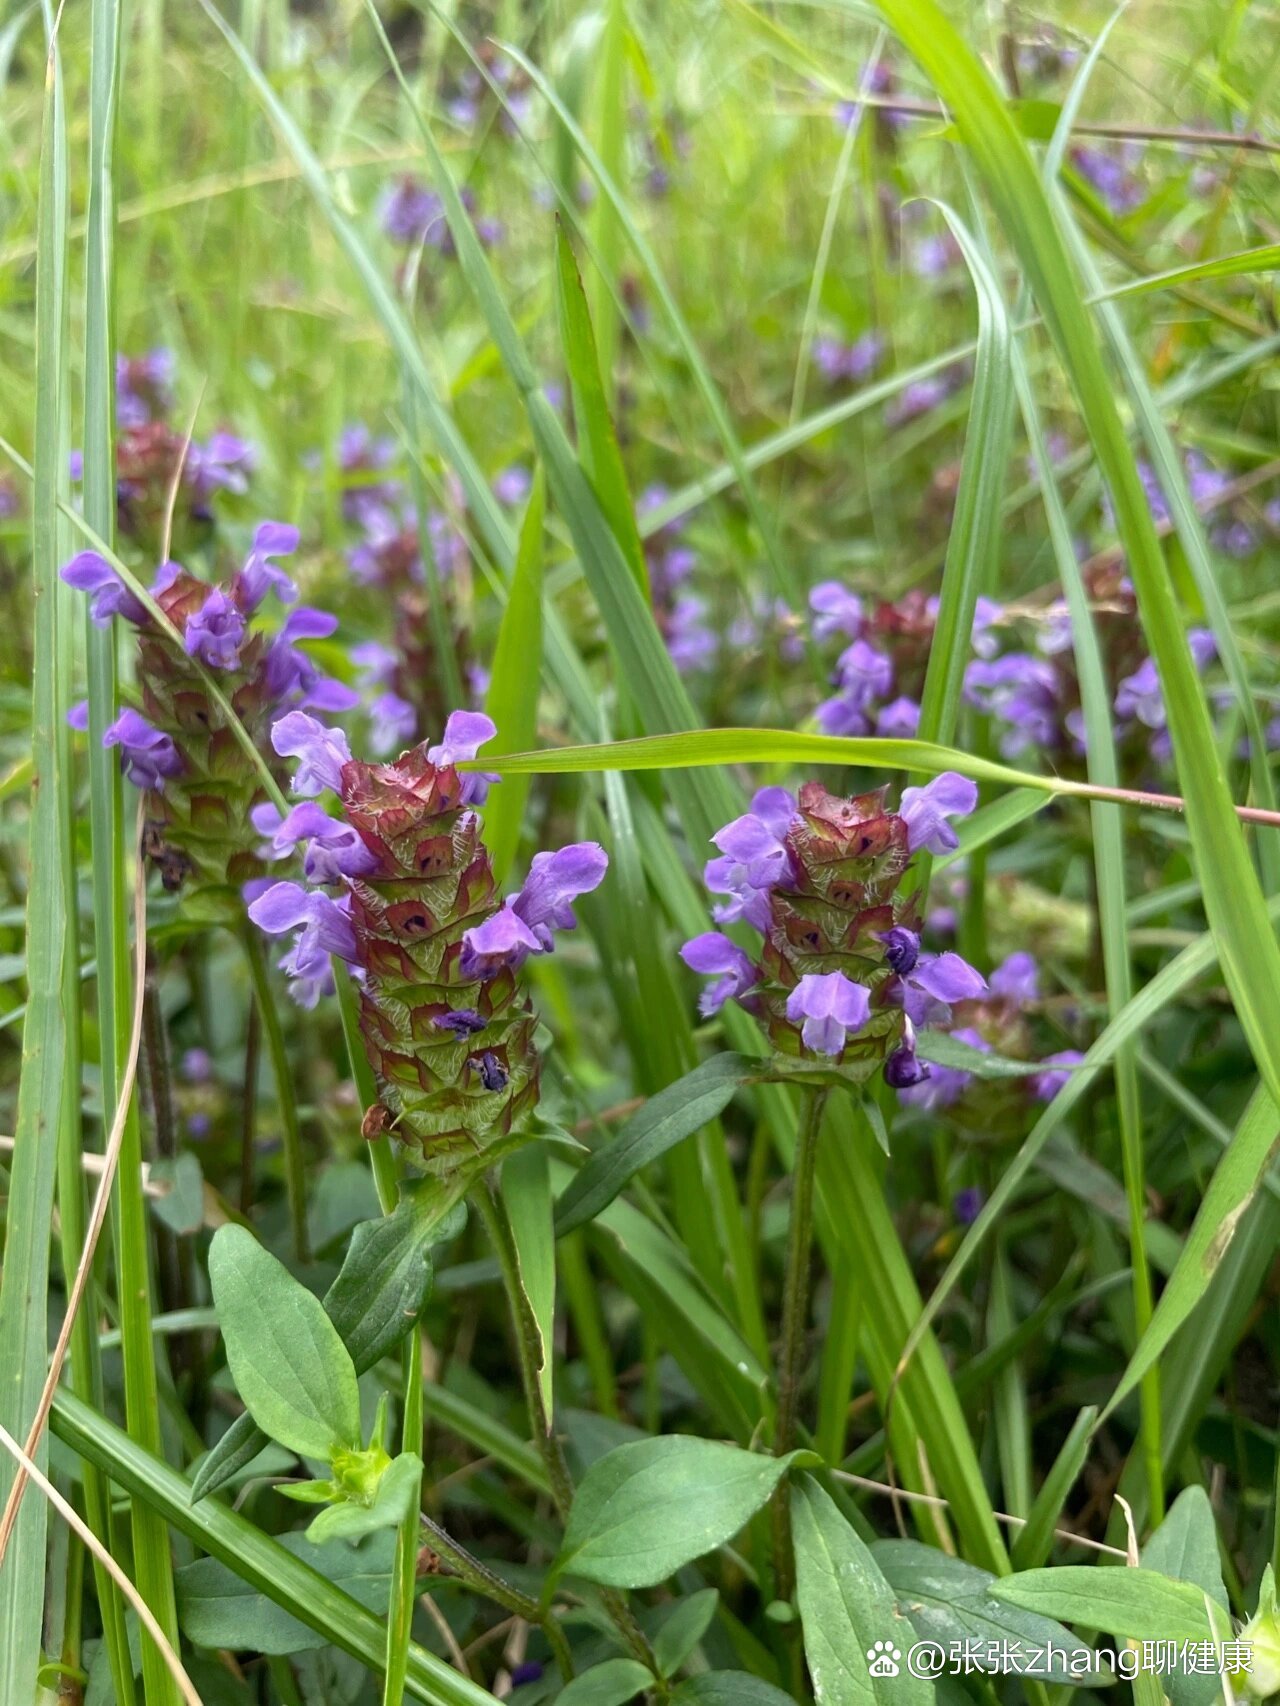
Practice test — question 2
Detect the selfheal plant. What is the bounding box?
[249,710,607,1172]
[62,524,356,895]
[681,772,986,1088]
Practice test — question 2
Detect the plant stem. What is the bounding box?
[772,1086,829,1604]
[473,1182,657,1681]
[419,1513,574,1682]
[241,925,310,1263]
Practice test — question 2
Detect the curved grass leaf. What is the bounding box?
[483,472,545,886]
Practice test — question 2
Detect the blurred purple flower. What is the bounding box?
[1031,1049,1085,1101]
[898,772,977,854]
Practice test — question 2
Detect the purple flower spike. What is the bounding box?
[1031,1049,1085,1101]
[990,951,1039,1004]
[237,520,300,612]
[680,932,759,1016]
[459,905,543,980]
[184,588,246,670]
[785,971,871,1057]
[61,552,148,627]
[899,771,978,855]
[428,710,499,804]
[271,710,353,797]
[512,843,609,948]
[103,708,184,791]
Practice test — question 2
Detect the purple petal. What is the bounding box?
[459,905,542,980]
[247,881,315,935]
[899,771,978,854]
[679,931,759,1016]
[512,843,608,946]
[785,971,871,1056]
[989,951,1038,1004]
[271,710,352,797]
[912,952,987,1006]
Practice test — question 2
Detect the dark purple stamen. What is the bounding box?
[879,926,920,976]
[884,1043,929,1089]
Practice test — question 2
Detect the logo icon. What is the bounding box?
[867,1641,901,1678]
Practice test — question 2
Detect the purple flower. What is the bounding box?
[878,926,919,975]
[667,595,717,674]
[381,177,444,245]
[369,692,417,757]
[813,333,886,384]
[248,881,358,1006]
[459,905,543,980]
[899,772,978,855]
[884,1018,928,1088]
[272,710,353,797]
[910,233,956,277]
[1031,1049,1085,1101]
[680,932,759,1016]
[184,588,246,670]
[237,521,299,613]
[964,653,1062,757]
[785,971,871,1056]
[511,843,609,948]
[103,708,184,791]
[971,596,1004,659]
[990,951,1038,1004]
[427,709,498,805]
[810,581,864,643]
[887,375,952,426]
[835,638,894,701]
[1071,144,1145,214]
[264,608,359,712]
[510,1663,544,1688]
[252,800,378,883]
[61,552,148,627]
[953,1185,984,1224]
[876,696,921,738]
[187,431,257,507]
[1114,657,1164,728]
[816,688,873,737]
[893,949,987,1027]
[494,465,531,506]
[181,1047,213,1084]
[67,700,90,732]
[705,788,797,931]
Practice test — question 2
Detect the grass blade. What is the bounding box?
[0,35,72,1701]
[483,472,545,886]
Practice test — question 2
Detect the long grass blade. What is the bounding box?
[0,34,72,1701]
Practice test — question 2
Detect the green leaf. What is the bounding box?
[652,1589,720,1679]
[208,1225,361,1460]
[557,1659,655,1706]
[559,1438,816,1588]
[1141,1489,1231,1706]
[305,1454,424,1547]
[914,1032,1066,1081]
[791,1479,932,1706]
[483,472,546,885]
[148,1153,205,1237]
[190,1412,276,1504]
[502,1143,557,1422]
[990,1567,1214,1643]
[556,1055,757,1236]
[176,1533,396,1657]
[872,1541,1088,1683]
[1010,1406,1097,1571]
[324,1190,464,1375]
[670,1677,797,1705]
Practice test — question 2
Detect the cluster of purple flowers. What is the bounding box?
[813,332,886,386]
[61,524,357,889]
[638,485,716,675]
[72,349,257,542]
[681,772,986,1089]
